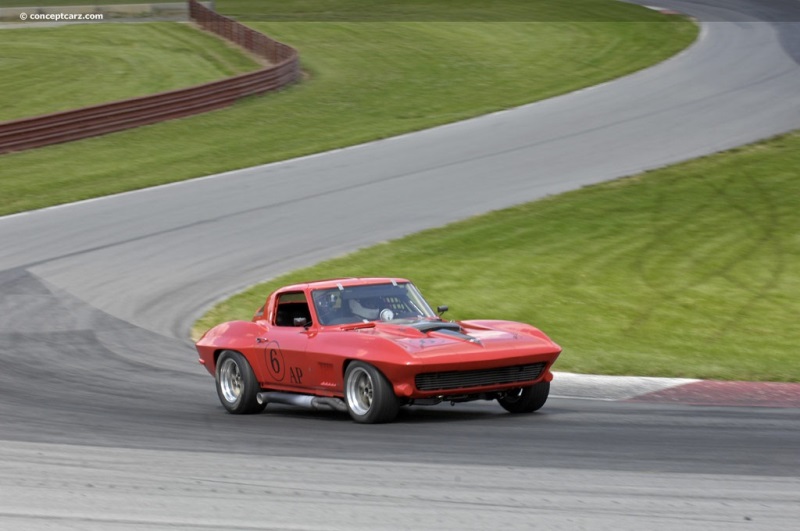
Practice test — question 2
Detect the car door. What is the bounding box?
[262,292,313,390]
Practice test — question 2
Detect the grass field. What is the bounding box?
[0,23,258,122]
[1,0,686,20]
[217,0,679,21]
[0,1,696,215]
[195,132,800,382]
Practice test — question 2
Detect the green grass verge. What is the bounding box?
[0,1,696,215]
[217,0,683,21]
[1,0,684,20]
[195,132,800,382]
[0,23,258,122]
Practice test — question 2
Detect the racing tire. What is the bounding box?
[497,381,550,413]
[344,362,399,424]
[215,350,266,415]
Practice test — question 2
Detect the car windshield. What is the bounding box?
[311,282,436,326]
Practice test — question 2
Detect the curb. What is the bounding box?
[552,372,800,408]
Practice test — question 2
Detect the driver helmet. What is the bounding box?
[349,298,380,320]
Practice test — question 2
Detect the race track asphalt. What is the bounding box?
[1,1,799,529]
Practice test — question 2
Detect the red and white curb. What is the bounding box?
[642,5,682,15]
[552,372,800,408]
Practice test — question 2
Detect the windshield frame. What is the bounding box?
[310,281,436,326]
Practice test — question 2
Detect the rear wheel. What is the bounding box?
[215,350,266,414]
[497,381,550,413]
[344,362,399,424]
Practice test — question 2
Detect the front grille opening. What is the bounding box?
[415,362,546,392]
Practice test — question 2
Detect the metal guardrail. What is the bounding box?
[0,0,299,154]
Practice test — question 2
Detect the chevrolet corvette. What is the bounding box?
[196,278,561,423]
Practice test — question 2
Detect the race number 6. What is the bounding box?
[264,341,285,382]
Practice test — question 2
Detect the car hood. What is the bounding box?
[348,319,558,358]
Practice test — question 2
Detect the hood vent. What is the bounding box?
[408,320,480,344]
[408,320,462,334]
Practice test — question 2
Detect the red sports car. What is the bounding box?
[196,278,561,423]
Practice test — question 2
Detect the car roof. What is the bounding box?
[278,277,411,292]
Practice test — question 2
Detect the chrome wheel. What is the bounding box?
[218,357,243,404]
[343,362,399,423]
[215,350,266,415]
[346,366,374,416]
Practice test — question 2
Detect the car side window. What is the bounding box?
[274,292,312,327]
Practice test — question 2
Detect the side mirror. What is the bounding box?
[437,305,448,317]
[293,317,309,327]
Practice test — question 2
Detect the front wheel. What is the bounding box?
[344,362,399,423]
[497,381,550,413]
[215,350,266,414]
